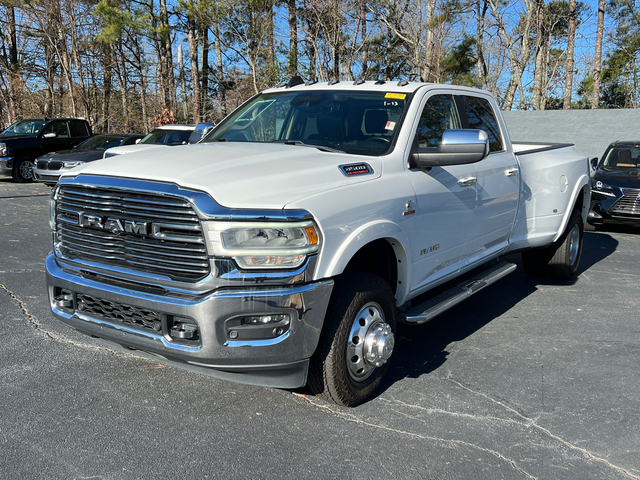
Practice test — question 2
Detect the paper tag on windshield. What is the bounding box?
[385,121,396,131]
[385,93,406,100]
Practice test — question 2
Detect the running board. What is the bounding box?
[399,261,517,324]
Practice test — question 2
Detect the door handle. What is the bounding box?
[458,177,477,187]
[504,168,519,177]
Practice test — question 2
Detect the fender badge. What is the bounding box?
[403,200,416,216]
[339,163,374,177]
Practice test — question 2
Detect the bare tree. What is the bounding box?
[563,0,577,109]
[475,0,489,88]
[592,0,605,108]
[488,0,536,109]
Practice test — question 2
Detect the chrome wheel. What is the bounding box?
[308,272,397,406]
[17,159,35,182]
[568,224,580,267]
[347,302,395,382]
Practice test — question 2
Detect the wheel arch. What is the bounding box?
[319,221,411,305]
[552,175,591,243]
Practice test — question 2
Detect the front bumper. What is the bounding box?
[46,254,334,388]
[0,158,13,175]
[588,189,640,227]
[33,167,60,185]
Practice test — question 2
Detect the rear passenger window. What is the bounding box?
[70,121,90,137]
[416,94,461,148]
[44,121,70,138]
[459,96,503,152]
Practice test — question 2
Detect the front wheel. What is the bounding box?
[308,272,396,407]
[12,158,35,183]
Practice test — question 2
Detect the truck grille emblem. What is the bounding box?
[77,212,150,235]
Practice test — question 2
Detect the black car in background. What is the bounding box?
[588,141,640,229]
[0,117,93,182]
[33,133,143,186]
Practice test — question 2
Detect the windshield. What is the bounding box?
[75,135,124,151]
[602,147,640,173]
[139,129,191,145]
[203,90,411,156]
[3,119,46,135]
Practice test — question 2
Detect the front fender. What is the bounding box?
[317,220,412,305]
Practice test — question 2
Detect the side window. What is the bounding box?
[70,121,89,137]
[416,94,461,148]
[43,121,70,138]
[460,96,503,152]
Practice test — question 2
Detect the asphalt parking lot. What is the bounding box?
[1,178,639,480]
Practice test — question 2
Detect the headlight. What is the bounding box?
[593,180,617,197]
[205,220,320,269]
[594,180,613,190]
[0,143,7,156]
[62,160,85,168]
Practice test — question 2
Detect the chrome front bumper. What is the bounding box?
[46,254,334,388]
[0,158,12,175]
[33,167,60,184]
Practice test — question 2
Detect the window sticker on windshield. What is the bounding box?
[385,121,396,131]
[385,93,407,100]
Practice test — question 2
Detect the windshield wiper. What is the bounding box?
[283,140,344,153]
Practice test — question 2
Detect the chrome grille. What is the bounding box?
[610,188,640,216]
[55,185,210,281]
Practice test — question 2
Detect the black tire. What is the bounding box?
[548,210,583,280]
[12,158,35,183]
[308,272,396,407]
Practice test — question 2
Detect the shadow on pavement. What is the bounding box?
[376,230,621,399]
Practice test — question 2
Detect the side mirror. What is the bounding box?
[411,129,490,168]
[135,139,141,144]
[189,123,215,144]
[43,132,57,139]
[590,157,599,170]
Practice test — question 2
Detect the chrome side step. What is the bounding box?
[399,260,517,324]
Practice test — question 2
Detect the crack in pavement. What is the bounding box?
[443,377,640,480]
[295,393,537,479]
[1,283,53,339]
[0,283,139,355]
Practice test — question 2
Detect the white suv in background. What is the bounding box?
[103,123,213,157]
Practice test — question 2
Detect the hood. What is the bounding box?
[104,144,167,157]
[595,168,640,189]
[65,142,382,209]
[38,149,105,163]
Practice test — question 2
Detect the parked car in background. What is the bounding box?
[33,133,143,186]
[0,117,93,182]
[103,123,213,158]
[588,141,640,229]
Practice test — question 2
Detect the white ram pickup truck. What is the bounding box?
[46,80,591,406]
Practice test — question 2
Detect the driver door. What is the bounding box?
[406,92,478,294]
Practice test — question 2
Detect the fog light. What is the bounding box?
[241,314,289,325]
[225,314,291,341]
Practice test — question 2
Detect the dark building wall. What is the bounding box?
[502,109,639,161]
